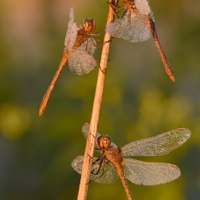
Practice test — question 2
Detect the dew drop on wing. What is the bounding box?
[135,0,151,15]
[122,158,181,185]
[85,38,97,55]
[121,128,191,157]
[82,123,90,138]
[90,161,119,184]
[106,12,152,43]
[68,49,97,75]
[71,156,83,175]
[71,155,118,184]
[64,7,78,51]
[82,122,104,150]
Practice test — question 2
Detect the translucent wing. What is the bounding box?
[106,12,152,43]
[82,122,90,138]
[135,0,155,27]
[77,38,97,56]
[121,128,191,157]
[106,0,154,43]
[64,7,78,51]
[82,122,102,150]
[82,122,102,139]
[68,49,97,75]
[71,156,118,184]
[135,0,151,15]
[123,158,181,185]
[87,38,96,55]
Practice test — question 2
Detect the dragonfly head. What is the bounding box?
[97,135,111,150]
[83,18,96,33]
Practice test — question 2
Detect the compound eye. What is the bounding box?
[97,135,111,149]
[83,18,96,33]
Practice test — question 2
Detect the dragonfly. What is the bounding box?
[72,123,191,200]
[39,7,99,116]
[106,0,175,82]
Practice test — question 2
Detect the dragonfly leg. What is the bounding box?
[107,1,123,18]
[91,27,106,35]
[107,1,119,9]
[91,154,104,174]
[91,157,107,181]
[84,40,88,51]
[107,1,127,18]
[89,37,112,49]
[86,157,105,185]
[99,64,107,74]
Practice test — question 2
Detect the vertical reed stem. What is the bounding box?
[77,1,118,199]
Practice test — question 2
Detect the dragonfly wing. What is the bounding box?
[135,0,155,24]
[82,122,101,139]
[129,14,152,42]
[121,128,191,157]
[71,156,83,175]
[82,122,102,150]
[106,13,152,43]
[123,158,181,185]
[71,156,118,184]
[93,160,119,184]
[64,7,78,51]
[82,122,90,138]
[83,38,96,55]
[135,0,151,15]
[88,38,97,55]
[68,49,97,75]
[73,39,96,55]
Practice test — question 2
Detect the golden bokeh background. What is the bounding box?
[0,0,200,199]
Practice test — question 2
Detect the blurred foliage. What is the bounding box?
[0,0,200,199]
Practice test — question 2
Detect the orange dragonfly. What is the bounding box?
[106,0,175,82]
[39,7,98,116]
[72,123,191,200]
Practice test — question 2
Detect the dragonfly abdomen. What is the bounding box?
[115,162,133,200]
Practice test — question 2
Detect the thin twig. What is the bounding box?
[77,1,118,200]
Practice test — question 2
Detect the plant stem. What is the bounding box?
[77,1,118,200]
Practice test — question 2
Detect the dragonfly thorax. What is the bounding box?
[104,145,123,166]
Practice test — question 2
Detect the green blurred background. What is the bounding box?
[0,0,200,199]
